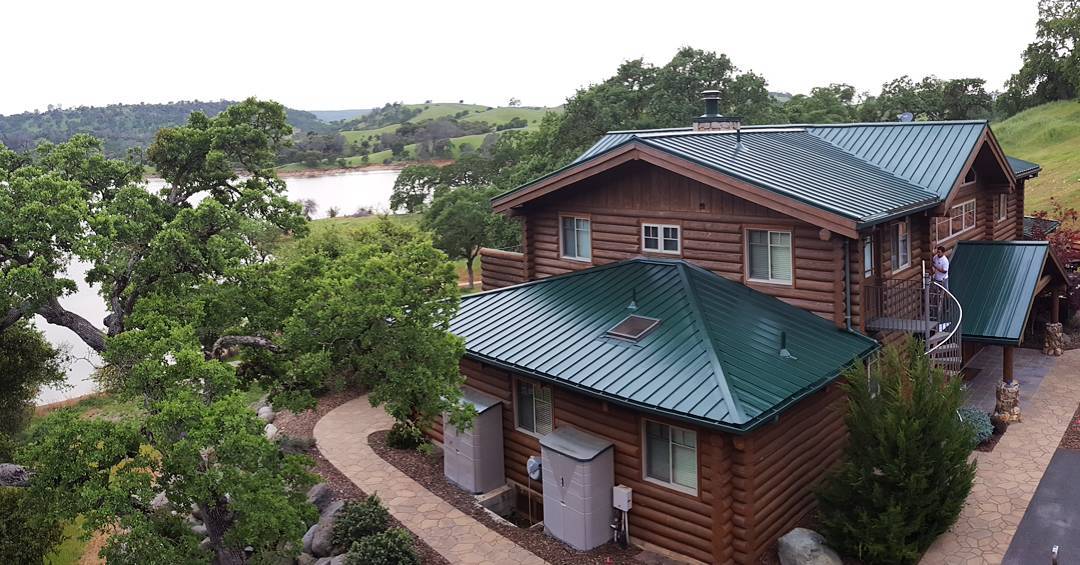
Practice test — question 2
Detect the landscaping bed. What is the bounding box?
[1059,402,1080,450]
[368,430,643,565]
[274,391,449,565]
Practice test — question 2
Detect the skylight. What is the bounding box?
[606,315,660,341]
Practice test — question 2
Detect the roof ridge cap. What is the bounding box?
[674,262,746,424]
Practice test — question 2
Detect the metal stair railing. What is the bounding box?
[925,277,963,378]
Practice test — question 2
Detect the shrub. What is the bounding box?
[816,337,976,565]
[345,527,419,565]
[386,421,426,450]
[332,494,390,550]
[958,407,994,448]
[0,487,64,562]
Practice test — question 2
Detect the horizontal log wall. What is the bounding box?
[479,247,527,290]
[451,358,731,563]
[523,162,844,322]
[730,384,847,563]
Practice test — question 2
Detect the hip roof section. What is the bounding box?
[450,259,878,433]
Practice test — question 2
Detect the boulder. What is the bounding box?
[777,528,841,565]
[320,499,345,521]
[191,503,204,521]
[0,464,30,487]
[328,555,347,565]
[314,558,332,565]
[150,491,169,511]
[302,523,319,554]
[199,537,212,552]
[310,517,337,557]
[257,405,276,423]
[306,483,333,514]
[191,523,208,537]
[264,423,279,441]
[297,553,318,565]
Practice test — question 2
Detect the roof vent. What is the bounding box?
[693,90,741,132]
[779,331,797,360]
[607,315,660,342]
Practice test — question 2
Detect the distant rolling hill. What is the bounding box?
[995,101,1080,213]
[308,108,372,122]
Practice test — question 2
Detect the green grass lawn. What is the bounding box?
[995,101,1080,213]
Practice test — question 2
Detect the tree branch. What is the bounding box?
[0,304,32,334]
[208,335,281,360]
[37,297,107,352]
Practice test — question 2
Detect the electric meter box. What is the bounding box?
[613,485,633,511]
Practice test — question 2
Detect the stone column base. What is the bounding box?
[992,380,1022,424]
[1045,322,1065,356]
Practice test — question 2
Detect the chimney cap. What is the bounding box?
[700,89,722,100]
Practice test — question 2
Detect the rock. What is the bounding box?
[302,523,319,554]
[309,519,336,557]
[777,528,841,565]
[191,503,204,521]
[320,499,345,521]
[257,405,276,423]
[314,558,332,565]
[191,523,208,537]
[993,380,1023,424]
[199,537,212,551]
[327,555,347,565]
[306,483,333,514]
[1044,322,1065,356]
[297,553,318,565]
[0,464,30,487]
[150,491,169,511]
[264,423,279,441]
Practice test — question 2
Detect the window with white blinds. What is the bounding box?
[560,216,591,261]
[747,229,792,284]
[891,220,911,271]
[644,420,698,493]
[515,380,553,436]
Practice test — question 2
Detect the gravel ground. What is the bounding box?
[1059,402,1080,450]
[369,430,643,565]
[274,391,449,565]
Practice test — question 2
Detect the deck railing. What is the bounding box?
[863,274,963,377]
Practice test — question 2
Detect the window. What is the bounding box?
[963,168,976,184]
[747,229,792,284]
[890,221,911,271]
[560,216,591,261]
[515,380,552,436]
[934,199,977,241]
[642,224,680,254]
[644,420,698,493]
[863,235,874,278]
[997,193,1009,222]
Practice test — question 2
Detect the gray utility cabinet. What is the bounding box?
[443,388,505,494]
[540,427,614,551]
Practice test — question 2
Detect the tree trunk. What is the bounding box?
[208,335,282,360]
[200,501,246,565]
[37,297,107,352]
[466,258,475,289]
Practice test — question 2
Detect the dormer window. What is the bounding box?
[963,168,976,184]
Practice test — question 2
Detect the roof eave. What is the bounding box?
[855,198,942,230]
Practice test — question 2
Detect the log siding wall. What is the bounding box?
[478,247,527,290]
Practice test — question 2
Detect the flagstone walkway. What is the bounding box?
[313,396,547,565]
[921,348,1080,565]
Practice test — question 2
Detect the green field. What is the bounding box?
[404,102,489,122]
[462,106,553,126]
[995,101,1080,213]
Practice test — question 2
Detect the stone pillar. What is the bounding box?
[1045,322,1065,357]
[993,346,1022,424]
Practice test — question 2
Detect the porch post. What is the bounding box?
[993,345,1023,424]
[1045,286,1066,356]
[1052,292,1061,324]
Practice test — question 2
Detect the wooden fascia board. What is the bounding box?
[940,129,1017,210]
[493,141,860,238]
[492,144,639,212]
[983,128,1020,192]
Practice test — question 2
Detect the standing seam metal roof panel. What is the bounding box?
[950,241,1053,345]
[450,259,878,432]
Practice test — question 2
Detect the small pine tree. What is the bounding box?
[816,337,976,565]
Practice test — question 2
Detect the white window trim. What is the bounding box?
[863,235,874,279]
[641,223,681,255]
[746,229,793,286]
[936,198,977,242]
[891,220,912,273]
[962,168,976,185]
[559,215,591,262]
[513,378,553,438]
[997,193,1009,223]
[641,419,699,496]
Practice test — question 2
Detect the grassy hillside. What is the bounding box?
[995,101,1080,213]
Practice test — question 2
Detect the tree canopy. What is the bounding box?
[998,0,1080,116]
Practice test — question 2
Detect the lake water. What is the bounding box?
[34,169,400,404]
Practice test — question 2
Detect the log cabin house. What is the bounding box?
[432,93,1070,563]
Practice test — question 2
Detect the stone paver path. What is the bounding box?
[921,349,1080,564]
[314,396,547,565]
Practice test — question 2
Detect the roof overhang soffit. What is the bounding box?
[941,129,1018,210]
[492,141,860,239]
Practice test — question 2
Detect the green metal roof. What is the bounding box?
[1023,216,1062,239]
[951,241,1057,345]
[450,259,878,433]
[551,121,1041,226]
[1008,156,1042,179]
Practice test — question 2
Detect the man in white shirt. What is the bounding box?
[932,245,950,290]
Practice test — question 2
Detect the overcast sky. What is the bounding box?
[3,0,1040,116]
